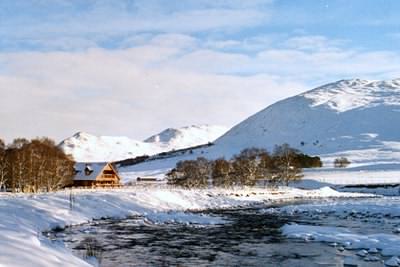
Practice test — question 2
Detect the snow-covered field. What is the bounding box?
[302,168,400,186]
[0,186,366,267]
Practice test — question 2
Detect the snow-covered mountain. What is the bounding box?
[59,125,228,162]
[215,78,400,163]
[144,125,228,149]
[59,132,160,163]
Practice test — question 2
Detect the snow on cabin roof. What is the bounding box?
[74,162,108,181]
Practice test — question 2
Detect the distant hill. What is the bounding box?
[144,125,228,150]
[59,125,228,162]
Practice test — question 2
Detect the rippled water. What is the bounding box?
[48,199,395,267]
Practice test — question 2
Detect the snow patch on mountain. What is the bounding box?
[303,79,400,112]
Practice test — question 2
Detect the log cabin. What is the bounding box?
[72,162,121,188]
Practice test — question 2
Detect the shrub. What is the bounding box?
[334,157,351,168]
[295,154,323,168]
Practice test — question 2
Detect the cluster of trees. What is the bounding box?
[0,138,75,193]
[167,144,322,188]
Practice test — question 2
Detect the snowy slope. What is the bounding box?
[144,125,228,150]
[215,78,400,165]
[59,132,161,162]
[59,125,228,162]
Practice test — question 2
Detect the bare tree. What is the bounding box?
[257,151,277,187]
[272,144,303,185]
[44,141,75,191]
[7,138,30,192]
[230,148,267,186]
[211,158,231,187]
[0,139,8,191]
[167,157,211,188]
[334,157,351,168]
[5,138,74,192]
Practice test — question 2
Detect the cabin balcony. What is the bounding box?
[101,174,116,178]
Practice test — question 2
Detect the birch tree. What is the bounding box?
[6,138,74,192]
[211,158,231,187]
[167,157,211,188]
[0,139,7,191]
[272,144,303,185]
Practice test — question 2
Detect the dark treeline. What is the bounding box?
[167,144,322,188]
[0,138,74,193]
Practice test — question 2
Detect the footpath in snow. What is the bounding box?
[0,186,366,267]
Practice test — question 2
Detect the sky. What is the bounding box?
[1,0,400,142]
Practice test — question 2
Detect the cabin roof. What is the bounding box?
[74,162,109,181]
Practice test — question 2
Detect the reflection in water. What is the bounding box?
[49,202,387,267]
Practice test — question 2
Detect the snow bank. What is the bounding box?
[0,187,364,267]
[266,197,400,217]
[301,163,400,186]
[282,224,400,256]
[274,197,400,258]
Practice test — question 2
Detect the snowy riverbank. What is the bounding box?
[0,187,368,267]
[265,197,400,265]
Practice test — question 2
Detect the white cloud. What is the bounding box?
[157,35,400,80]
[205,35,278,52]
[0,0,272,51]
[283,35,347,52]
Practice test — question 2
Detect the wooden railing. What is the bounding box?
[101,174,115,178]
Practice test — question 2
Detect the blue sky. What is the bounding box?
[1,0,400,141]
[1,0,399,52]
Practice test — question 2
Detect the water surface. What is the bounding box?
[49,199,396,267]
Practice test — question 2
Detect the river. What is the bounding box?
[48,197,400,266]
